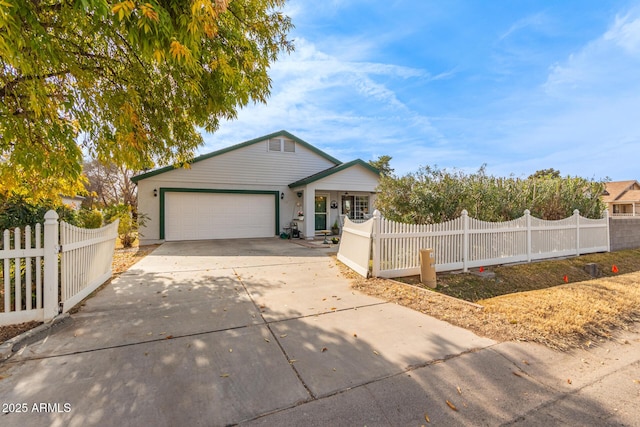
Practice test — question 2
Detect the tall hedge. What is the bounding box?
[375,166,606,224]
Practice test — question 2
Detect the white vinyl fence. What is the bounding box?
[0,211,118,326]
[337,217,374,277]
[339,209,610,278]
[372,209,609,278]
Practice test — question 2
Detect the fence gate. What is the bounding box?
[0,211,119,326]
[337,217,374,277]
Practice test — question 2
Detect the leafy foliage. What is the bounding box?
[529,168,561,179]
[0,0,293,199]
[375,165,607,224]
[0,194,80,230]
[77,208,103,229]
[369,155,394,177]
[104,203,145,247]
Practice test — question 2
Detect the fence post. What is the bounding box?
[604,209,610,252]
[462,209,469,272]
[371,210,381,278]
[525,209,531,262]
[43,210,59,321]
[574,209,580,256]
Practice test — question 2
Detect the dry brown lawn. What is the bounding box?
[342,262,640,351]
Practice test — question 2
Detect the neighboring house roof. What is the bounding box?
[288,159,380,188]
[603,180,640,203]
[619,189,640,202]
[131,130,342,183]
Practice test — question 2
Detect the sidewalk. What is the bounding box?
[243,326,640,426]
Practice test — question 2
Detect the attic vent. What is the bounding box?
[267,138,296,153]
[268,139,281,152]
[283,139,295,153]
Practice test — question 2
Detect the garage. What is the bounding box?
[162,191,277,241]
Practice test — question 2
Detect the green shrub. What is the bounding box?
[78,209,103,229]
[0,194,82,230]
[103,203,145,248]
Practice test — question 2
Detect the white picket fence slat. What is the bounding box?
[0,211,119,326]
[60,219,119,313]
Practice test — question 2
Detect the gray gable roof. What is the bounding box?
[131,130,342,183]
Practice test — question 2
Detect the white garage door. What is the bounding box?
[164,192,276,241]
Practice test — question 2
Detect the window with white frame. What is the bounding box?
[354,195,369,219]
[342,195,370,219]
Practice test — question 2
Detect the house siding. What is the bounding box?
[295,164,380,192]
[149,141,336,186]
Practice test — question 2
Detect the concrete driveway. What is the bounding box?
[1,239,639,426]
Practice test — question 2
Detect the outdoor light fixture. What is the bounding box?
[281,193,285,200]
[296,192,303,198]
[153,189,158,197]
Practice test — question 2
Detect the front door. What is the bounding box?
[315,195,328,231]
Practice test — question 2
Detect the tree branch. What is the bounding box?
[0,70,71,98]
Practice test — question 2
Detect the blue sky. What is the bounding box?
[202,0,640,181]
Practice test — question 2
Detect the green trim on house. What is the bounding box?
[159,188,280,240]
[132,130,342,183]
[288,159,380,188]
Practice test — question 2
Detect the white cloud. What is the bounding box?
[498,12,550,41]
[544,12,640,97]
[203,3,640,181]
[476,10,640,180]
[204,38,442,163]
[604,12,640,53]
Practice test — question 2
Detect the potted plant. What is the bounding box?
[331,237,340,244]
[331,219,339,235]
[297,210,304,221]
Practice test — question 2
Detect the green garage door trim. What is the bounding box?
[159,188,280,240]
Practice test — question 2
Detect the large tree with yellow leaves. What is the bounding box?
[0,0,293,200]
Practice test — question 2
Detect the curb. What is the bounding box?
[0,313,72,362]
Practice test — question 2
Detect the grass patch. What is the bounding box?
[479,274,640,349]
[396,249,640,302]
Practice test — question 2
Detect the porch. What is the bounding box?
[287,189,376,240]
[611,203,640,217]
[285,159,380,240]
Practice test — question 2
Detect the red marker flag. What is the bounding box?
[563,275,569,283]
[612,265,619,273]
